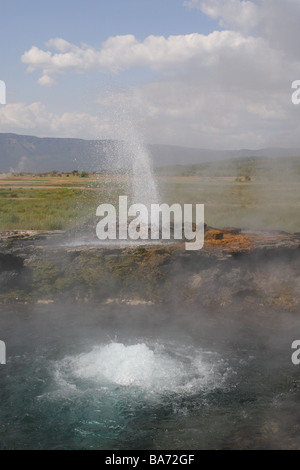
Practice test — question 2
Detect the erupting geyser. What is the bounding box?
[102,99,159,212]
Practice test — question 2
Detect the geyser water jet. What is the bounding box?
[101,97,159,212]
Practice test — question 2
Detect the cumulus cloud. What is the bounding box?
[0,102,49,129]
[22,30,259,86]
[96,80,293,149]
[16,0,300,148]
[0,102,109,139]
[37,75,56,87]
[185,0,300,56]
[184,0,260,31]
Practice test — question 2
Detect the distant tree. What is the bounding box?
[236,174,252,183]
[80,171,89,178]
[72,170,79,176]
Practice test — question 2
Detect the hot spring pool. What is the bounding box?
[0,303,300,450]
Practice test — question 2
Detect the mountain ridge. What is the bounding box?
[0,132,300,173]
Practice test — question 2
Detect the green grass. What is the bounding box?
[159,177,300,232]
[156,156,300,179]
[0,188,98,230]
[1,172,300,233]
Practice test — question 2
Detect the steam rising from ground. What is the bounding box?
[2,304,300,449]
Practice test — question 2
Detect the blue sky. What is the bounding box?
[1,0,217,104]
[0,0,300,150]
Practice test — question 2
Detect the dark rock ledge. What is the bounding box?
[0,229,300,309]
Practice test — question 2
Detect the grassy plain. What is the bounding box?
[0,171,300,233]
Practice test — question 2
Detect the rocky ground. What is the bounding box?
[1,228,300,310]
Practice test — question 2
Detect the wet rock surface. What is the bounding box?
[0,228,300,309]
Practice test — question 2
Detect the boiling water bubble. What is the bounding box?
[52,341,227,396]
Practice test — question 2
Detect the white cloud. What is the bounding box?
[184,0,260,31]
[0,102,109,139]
[15,0,300,149]
[185,0,300,56]
[97,81,291,150]
[0,102,49,129]
[22,31,258,86]
[37,75,56,87]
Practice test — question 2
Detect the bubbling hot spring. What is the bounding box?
[51,341,227,397]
